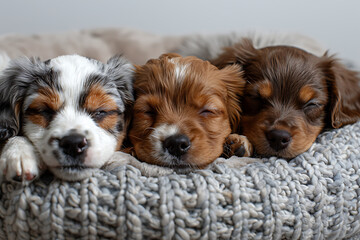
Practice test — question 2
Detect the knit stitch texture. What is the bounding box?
[0,121,360,239]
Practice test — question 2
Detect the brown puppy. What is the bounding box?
[212,39,360,159]
[128,53,252,172]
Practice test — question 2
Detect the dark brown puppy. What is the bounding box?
[212,38,360,159]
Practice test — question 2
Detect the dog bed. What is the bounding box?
[1,120,360,239]
[0,28,360,239]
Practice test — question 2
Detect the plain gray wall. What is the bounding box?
[0,0,359,62]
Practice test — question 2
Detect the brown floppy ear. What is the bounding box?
[0,57,48,141]
[211,38,258,69]
[212,38,256,132]
[320,57,360,128]
[218,64,246,132]
[133,64,143,75]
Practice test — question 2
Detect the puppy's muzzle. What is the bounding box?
[59,133,88,160]
[266,129,292,151]
[163,134,191,157]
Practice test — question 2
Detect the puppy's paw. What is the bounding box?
[121,147,136,156]
[104,151,133,170]
[0,136,42,183]
[223,134,253,158]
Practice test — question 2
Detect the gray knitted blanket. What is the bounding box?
[1,121,360,240]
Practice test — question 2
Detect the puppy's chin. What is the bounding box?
[156,162,206,174]
[161,160,200,173]
[256,149,297,160]
[49,166,97,181]
[254,142,312,160]
[276,150,306,159]
[138,151,213,173]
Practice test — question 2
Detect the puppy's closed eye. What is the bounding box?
[90,110,109,121]
[25,106,56,127]
[303,99,323,112]
[27,106,56,116]
[303,100,325,123]
[25,88,62,128]
[143,107,157,118]
[199,106,223,117]
[134,100,158,122]
[303,100,322,110]
[90,109,121,121]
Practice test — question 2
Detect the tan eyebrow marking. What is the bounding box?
[299,85,317,103]
[26,88,61,128]
[258,80,272,98]
[83,84,120,131]
[83,84,117,112]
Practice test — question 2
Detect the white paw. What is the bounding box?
[0,136,42,183]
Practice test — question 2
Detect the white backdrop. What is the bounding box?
[0,0,359,62]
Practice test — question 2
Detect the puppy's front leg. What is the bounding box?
[222,133,253,158]
[0,136,44,183]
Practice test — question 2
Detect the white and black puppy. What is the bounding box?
[0,54,134,181]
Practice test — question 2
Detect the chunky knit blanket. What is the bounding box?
[0,120,360,239]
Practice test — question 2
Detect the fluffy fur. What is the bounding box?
[0,54,134,181]
[176,31,327,61]
[212,39,360,159]
[0,52,10,72]
[128,53,252,172]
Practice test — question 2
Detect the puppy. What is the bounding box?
[128,53,252,172]
[0,54,134,181]
[212,39,360,159]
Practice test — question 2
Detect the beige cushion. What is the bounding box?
[0,28,185,64]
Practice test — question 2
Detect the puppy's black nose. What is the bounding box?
[59,133,88,158]
[266,129,291,151]
[163,134,191,157]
